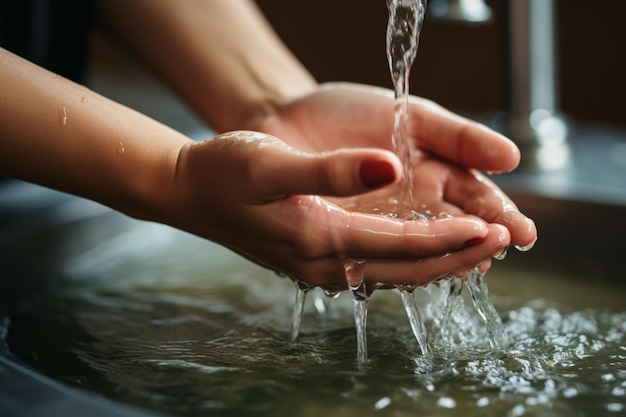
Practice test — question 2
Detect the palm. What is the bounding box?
[249,82,536,249]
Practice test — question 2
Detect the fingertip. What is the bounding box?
[357,151,402,190]
[491,223,511,246]
[358,159,397,189]
[501,135,521,172]
[473,123,521,173]
[497,211,538,249]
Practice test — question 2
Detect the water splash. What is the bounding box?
[60,106,68,128]
[515,242,535,252]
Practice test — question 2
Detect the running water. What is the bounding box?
[399,289,431,356]
[466,267,508,349]
[292,0,508,363]
[290,283,310,342]
[439,276,464,343]
[386,0,427,217]
[332,0,429,362]
[385,0,433,356]
[344,258,369,364]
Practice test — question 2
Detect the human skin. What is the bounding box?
[0,0,536,290]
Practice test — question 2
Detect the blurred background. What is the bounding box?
[256,0,625,129]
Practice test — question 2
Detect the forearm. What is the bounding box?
[0,48,190,220]
[96,0,317,132]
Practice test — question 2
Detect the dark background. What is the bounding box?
[256,0,626,128]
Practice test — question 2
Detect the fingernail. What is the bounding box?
[464,237,486,248]
[359,159,397,189]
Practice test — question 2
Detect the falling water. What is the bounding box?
[344,258,369,363]
[385,0,432,358]
[290,284,310,341]
[386,0,427,217]
[466,267,508,350]
[439,276,464,343]
[399,289,432,355]
[292,0,509,363]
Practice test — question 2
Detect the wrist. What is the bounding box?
[219,69,317,133]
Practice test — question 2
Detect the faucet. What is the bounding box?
[429,0,570,170]
[502,0,570,170]
[428,0,493,25]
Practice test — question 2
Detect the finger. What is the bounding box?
[253,144,404,198]
[325,209,490,259]
[287,223,508,290]
[443,168,538,249]
[362,223,510,287]
[408,98,520,173]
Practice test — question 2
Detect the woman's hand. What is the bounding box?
[245,82,537,252]
[165,131,512,291]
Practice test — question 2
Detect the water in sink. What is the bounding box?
[5,221,626,417]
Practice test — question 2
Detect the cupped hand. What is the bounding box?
[246,82,537,251]
[165,131,510,290]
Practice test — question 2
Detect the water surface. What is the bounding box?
[7,223,626,417]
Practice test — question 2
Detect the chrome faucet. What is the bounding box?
[428,0,493,25]
[503,0,569,170]
[429,0,570,170]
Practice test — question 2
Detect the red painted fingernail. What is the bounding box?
[464,237,486,247]
[359,159,397,189]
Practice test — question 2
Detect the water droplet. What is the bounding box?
[607,403,624,413]
[323,289,340,299]
[60,106,68,127]
[476,396,490,407]
[493,247,508,260]
[563,388,578,398]
[515,242,535,252]
[374,397,391,410]
[411,210,436,221]
[602,373,616,382]
[437,397,456,408]
[510,404,525,417]
[344,258,367,295]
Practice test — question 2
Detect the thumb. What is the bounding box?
[255,144,403,198]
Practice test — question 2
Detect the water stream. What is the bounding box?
[385,0,426,217]
[336,0,430,365]
[336,0,506,364]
